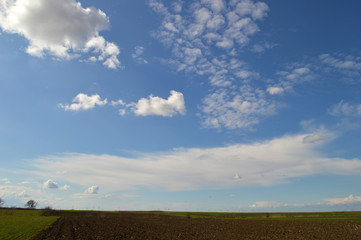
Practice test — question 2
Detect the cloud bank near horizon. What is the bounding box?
[31,132,361,192]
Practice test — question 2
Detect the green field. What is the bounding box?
[135,210,361,221]
[0,209,59,240]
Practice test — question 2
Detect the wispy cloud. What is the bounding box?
[31,133,361,192]
[328,100,361,117]
[249,194,361,211]
[320,53,361,83]
[0,0,121,69]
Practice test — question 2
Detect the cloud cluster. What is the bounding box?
[59,91,186,117]
[0,0,121,68]
[150,0,273,129]
[201,87,276,129]
[32,133,361,192]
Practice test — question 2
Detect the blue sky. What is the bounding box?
[0,0,361,212]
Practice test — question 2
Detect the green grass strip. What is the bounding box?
[0,209,59,240]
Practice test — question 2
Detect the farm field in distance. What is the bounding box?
[30,210,361,240]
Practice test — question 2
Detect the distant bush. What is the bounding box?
[42,206,55,216]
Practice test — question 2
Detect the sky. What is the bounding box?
[0,0,361,212]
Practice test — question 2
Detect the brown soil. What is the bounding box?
[34,211,361,240]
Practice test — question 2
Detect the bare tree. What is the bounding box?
[25,200,37,209]
[0,198,4,207]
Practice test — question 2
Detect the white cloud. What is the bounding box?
[328,100,361,117]
[58,93,107,111]
[85,36,121,69]
[32,133,361,192]
[59,91,186,117]
[0,0,121,68]
[132,90,186,117]
[267,86,284,95]
[43,179,58,189]
[325,194,361,205]
[0,185,43,200]
[85,185,99,194]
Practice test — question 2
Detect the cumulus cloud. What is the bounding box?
[58,93,107,111]
[131,90,186,117]
[85,185,99,194]
[0,0,121,68]
[267,86,284,95]
[32,133,361,192]
[43,179,58,189]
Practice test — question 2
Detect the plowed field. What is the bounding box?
[33,211,361,240]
